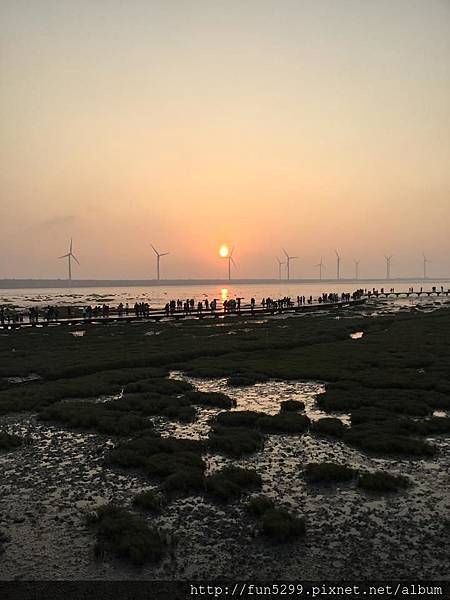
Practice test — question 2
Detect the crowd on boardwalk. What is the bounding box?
[3,286,450,326]
[0,289,368,326]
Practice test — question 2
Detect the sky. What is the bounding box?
[1,0,449,280]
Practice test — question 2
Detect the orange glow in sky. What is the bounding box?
[0,2,449,279]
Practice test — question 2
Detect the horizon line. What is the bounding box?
[0,276,449,290]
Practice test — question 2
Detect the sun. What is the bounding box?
[219,244,229,258]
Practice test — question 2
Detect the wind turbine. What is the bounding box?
[151,244,169,281]
[314,257,325,280]
[275,257,285,280]
[58,238,80,281]
[282,248,298,280]
[354,259,360,280]
[224,246,236,280]
[335,250,341,280]
[422,252,430,279]
[385,255,393,280]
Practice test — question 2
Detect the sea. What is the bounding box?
[1,280,449,310]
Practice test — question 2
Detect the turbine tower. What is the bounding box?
[224,246,236,281]
[385,255,393,280]
[314,257,325,280]
[151,244,169,281]
[282,248,298,281]
[422,253,430,279]
[335,250,341,280]
[275,257,285,280]
[58,238,80,281]
[354,259,360,280]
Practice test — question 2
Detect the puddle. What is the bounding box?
[350,331,364,340]
[169,372,350,429]
[5,374,41,384]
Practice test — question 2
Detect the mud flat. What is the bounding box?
[0,306,450,579]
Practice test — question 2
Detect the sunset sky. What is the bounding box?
[1,0,449,280]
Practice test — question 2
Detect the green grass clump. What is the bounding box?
[344,424,436,456]
[107,434,204,468]
[88,504,166,565]
[257,412,310,434]
[357,470,411,492]
[124,377,192,395]
[261,508,306,543]
[162,468,206,494]
[206,466,262,502]
[186,390,236,409]
[108,434,206,493]
[208,426,264,457]
[227,375,258,387]
[317,385,436,416]
[0,368,167,413]
[113,393,197,423]
[305,462,356,483]
[145,451,205,479]
[133,490,164,513]
[413,417,450,435]
[39,402,150,435]
[280,400,305,412]
[215,410,265,428]
[312,417,347,438]
[247,495,275,516]
[0,431,23,450]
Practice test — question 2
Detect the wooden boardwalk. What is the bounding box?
[0,298,367,330]
[368,290,449,298]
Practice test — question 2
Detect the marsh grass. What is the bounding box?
[257,413,310,434]
[312,417,346,438]
[280,400,305,412]
[133,490,165,513]
[39,402,150,435]
[247,495,275,516]
[214,410,310,435]
[0,431,23,449]
[108,434,206,494]
[205,466,262,502]
[305,462,357,483]
[261,508,306,543]
[215,410,265,428]
[186,390,236,409]
[2,305,450,463]
[88,504,166,565]
[357,471,411,492]
[208,426,265,457]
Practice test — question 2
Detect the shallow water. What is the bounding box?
[1,281,449,314]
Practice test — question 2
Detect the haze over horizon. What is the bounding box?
[1,0,449,281]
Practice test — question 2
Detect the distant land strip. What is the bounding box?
[0,278,449,289]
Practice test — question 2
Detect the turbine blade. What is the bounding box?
[70,238,73,253]
[282,247,288,258]
[58,254,70,259]
[160,252,169,257]
[72,254,80,265]
[150,244,158,255]
[231,257,236,267]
